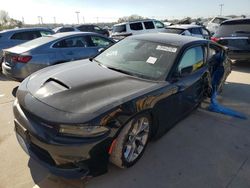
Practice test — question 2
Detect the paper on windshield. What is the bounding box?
[156,45,177,53]
[146,57,157,64]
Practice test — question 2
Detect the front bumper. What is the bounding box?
[13,100,111,179]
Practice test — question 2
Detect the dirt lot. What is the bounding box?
[0,62,250,188]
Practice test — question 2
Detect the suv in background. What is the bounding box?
[164,24,211,39]
[0,27,54,69]
[111,19,166,40]
[76,24,109,37]
[211,18,250,62]
[206,16,230,34]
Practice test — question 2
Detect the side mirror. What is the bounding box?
[98,48,105,53]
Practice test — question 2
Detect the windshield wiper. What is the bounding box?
[92,58,135,76]
[105,66,135,76]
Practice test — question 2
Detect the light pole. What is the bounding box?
[53,16,56,24]
[219,4,224,16]
[75,11,80,24]
[38,16,41,24]
[83,16,85,24]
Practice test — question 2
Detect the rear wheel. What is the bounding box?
[110,113,151,168]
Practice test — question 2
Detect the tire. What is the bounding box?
[110,113,151,168]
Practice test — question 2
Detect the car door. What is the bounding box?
[154,45,208,136]
[53,36,96,62]
[173,45,208,114]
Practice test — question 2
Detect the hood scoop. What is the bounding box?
[35,78,70,98]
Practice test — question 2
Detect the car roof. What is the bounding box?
[167,24,202,29]
[114,19,158,26]
[130,33,206,47]
[51,31,112,40]
[0,27,51,34]
[221,18,250,25]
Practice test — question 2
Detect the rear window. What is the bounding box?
[212,18,228,24]
[144,21,155,29]
[113,24,127,33]
[19,36,55,48]
[165,28,185,34]
[215,24,250,37]
[11,31,41,40]
[130,23,143,31]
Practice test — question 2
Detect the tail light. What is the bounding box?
[211,37,220,42]
[11,55,32,63]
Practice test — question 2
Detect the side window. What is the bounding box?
[53,36,89,48]
[94,26,101,31]
[143,21,155,29]
[130,22,143,31]
[40,30,53,36]
[190,28,202,35]
[11,31,41,40]
[201,28,209,36]
[90,36,112,47]
[178,46,204,74]
[60,28,75,32]
[154,21,165,29]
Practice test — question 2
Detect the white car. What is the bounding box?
[111,19,166,40]
[164,24,211,39]
[206,16,230,34]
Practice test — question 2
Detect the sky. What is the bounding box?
[0,0,250,24]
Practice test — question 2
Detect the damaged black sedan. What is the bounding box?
[14,33,231,178]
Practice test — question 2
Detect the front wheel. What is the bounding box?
[110,113,151,168]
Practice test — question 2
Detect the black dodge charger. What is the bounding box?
[14,33,231,178]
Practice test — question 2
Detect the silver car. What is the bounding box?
[2,32,114,80]
[0,27,54,68]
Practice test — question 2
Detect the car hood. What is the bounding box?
[24,60,160,115]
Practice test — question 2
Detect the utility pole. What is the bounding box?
[219,4,224,16]
[40,16,43,24]
[75,11,80,24]
[22,17,24,24]
[82,16,85,24]
[38,16,41,24]
[53,16,56,24]
[96,17,99,23]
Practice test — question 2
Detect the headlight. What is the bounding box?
[59,124,109,138]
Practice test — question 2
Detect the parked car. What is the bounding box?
[76,24,109,37]
[211,18,250,61]
[0,27,54,69]
[53,26,80,33]
[206,16,230,34]
[164,24,211,39]
[14,33,231,178]
[111,19,166,40]
[2,32,114,80]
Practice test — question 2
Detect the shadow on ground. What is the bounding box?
[232,61,250,74]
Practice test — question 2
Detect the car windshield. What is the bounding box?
[113,24,126,33]
[18,35,56,48]
[94,38,179,81]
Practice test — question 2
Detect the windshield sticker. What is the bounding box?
[156,45,177,53]
[106,51,118,57]
[146,57,157,64]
